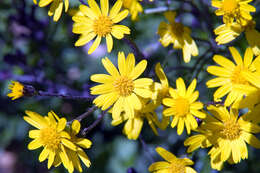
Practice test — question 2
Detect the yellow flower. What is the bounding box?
[23,110,77,171]
[214,22,243,45]
[245,20,260,56]
[72,0,130,54]
[206,47,258,107]
[7,81,24,100]
[34,0,69,21]
[90,52,153,119]
[123,0,143,20]
[211,0,255,26]
[148,147,197,173]
[162,78,206,135]
[158,11,198,63]
[64,120,92,173]
[184,106,260,170]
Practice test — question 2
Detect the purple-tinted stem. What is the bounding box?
[122,37,146,60]
[38,91,94,100]
[69,106,97,124]
[78,0,87,5]
[139,135,155,163]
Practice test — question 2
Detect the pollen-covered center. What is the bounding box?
[171,160,185,173]
[220,119,241,140]
[113,76,134,97]
[93,16,113,37]
[175,97,190,116]
[231,66,249,85]
[222,0,238,13]
[172,22,184,36]
[40,127,61,150]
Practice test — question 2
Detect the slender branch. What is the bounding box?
[144,7,172,14]
[122,37,146,60]
[68,106,97,124]
[78,0,87,5]
[139,135,155,163]
[37,91,94,100]
[81,109,108,135]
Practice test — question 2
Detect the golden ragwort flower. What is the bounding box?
[7,81,24,100]
[158,11,198,63]
[90,52,153,119]
[24,111,91,173]
[72,0,130,54]
[33,0,69,21]
[212,0,255,26]
[149,147,197,173]
[207,47,259,107]
[185,105,260,170]
[123,0,143,21]
[162,78,206,135]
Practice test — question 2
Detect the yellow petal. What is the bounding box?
[129,60,147,80]
[106,34,113,52]
[88,36,102,54]
[101,0,109,16]
[88,0,102,16]
[112,9,129,23]
[229,47,243,66]
[101,57,120,77]
[75,32,96,46]
[109,0,123,19]
[39,147,50,162]
[155,147,176,162]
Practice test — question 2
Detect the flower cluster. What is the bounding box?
[5,0,260,172]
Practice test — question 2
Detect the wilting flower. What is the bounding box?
[7,81,24,100]
[158,11,198,63]
[90,52,153,119]
[33,0,69,21]
[163,78,206,135]
[184,105,260,170]
[211,0,255,26]
[72,0,130,54]
[123,0,143,20]
[149,147,197,173]
[206,47,259,107]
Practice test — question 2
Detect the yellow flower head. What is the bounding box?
[64,120,92,173]
[212,0,256,26]
[23,110,78,171]
[90,52,153,119]
[185,105,260,170]
[162,78,206,135]
[245,20,260,56]
[214,22,243,45]
[7,81,24,100]
[158,11,198,63]
[123,0,143,21]
[206,47,259,107]
[34,0,69,21]
[149,147,197,173]
[72,0,130,54]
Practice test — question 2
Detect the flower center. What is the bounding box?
[93,16,113,37]
[40,127,61,150]
[220,119,241,140]
[175,97,190,116]
[170,160,185,173]
[231,66,249,85]
[113,76,134,97]
[222,0,238,13]
[172,23,184,36]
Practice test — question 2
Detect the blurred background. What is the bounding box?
[0,0,260,172]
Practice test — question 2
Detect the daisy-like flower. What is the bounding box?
[149,147,197,173]
[206,47,259,107]
[64,120,92,173]
[162,78,206,135]
[123,0,143,21]
[23,110,77,171]
[211,0,256,26]
[158,11,198,63]
[90,52,153,118]
[7,81,24,100]
[245,20,260,56]
[72,0,130,54]
[184,105,260,170]
[33,0,69,21]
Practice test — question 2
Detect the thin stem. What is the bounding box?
[122,37,146,60]
[68,106,97,124]
[78,0,87,5]
[38,91,94,100]
[81,109,108,135]
[139,135,155,163]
